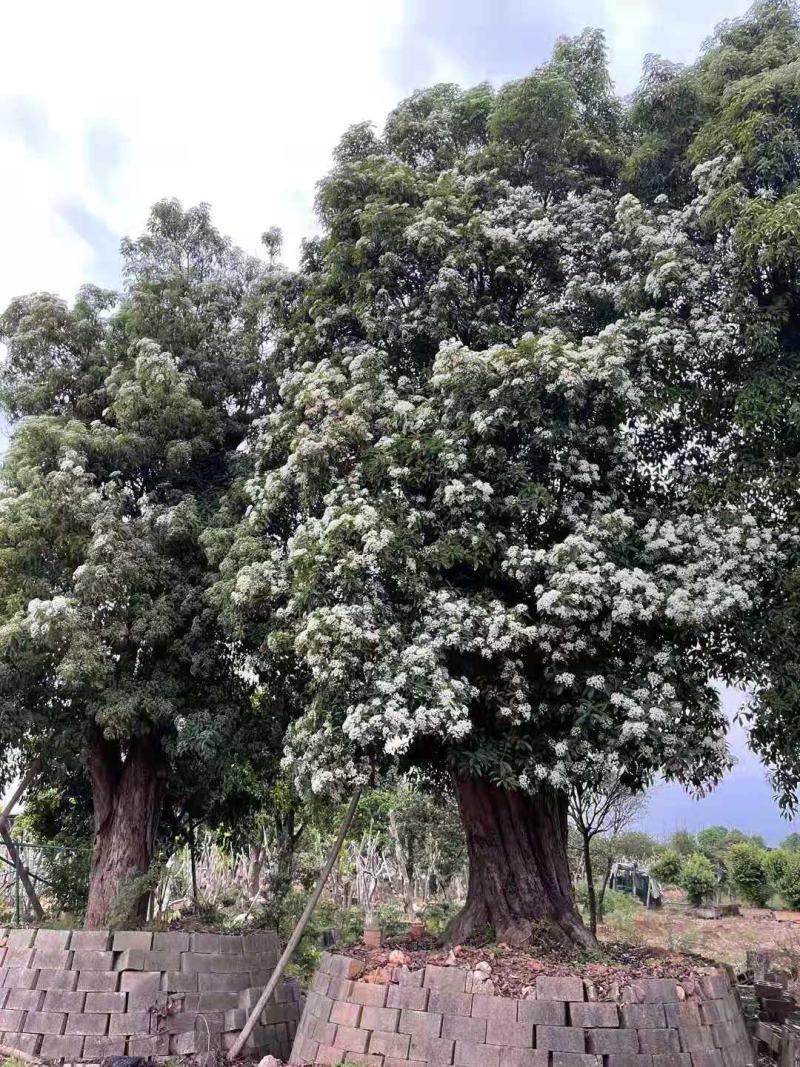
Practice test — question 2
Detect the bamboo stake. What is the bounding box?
[227,789,361,1061]
[0,762,44,921]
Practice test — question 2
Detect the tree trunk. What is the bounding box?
[597,856,614,922]
[582,831,598,935]
[446,776,596,949]
[85,733,166,929]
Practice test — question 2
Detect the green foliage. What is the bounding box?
[679,853,717,907]
[728,842,771,906]
[782,833,800,852]
[668,831,696,858]
[0,200,290,915]
[777,851,800,909]
[650,849,683,886]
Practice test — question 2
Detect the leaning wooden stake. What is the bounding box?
[0,762,44,921]
[228,789,361,1061]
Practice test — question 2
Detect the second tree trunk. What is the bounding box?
[85,733,165,928]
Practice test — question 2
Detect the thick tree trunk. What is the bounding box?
[446,776,596,949]
[85,734,165,929]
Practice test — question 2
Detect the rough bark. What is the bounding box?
[581,831,598,935]
[85,733,166,928]
[446,775,596,949]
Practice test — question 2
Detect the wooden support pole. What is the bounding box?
[227,789,361,1061]
[0,762,44,921]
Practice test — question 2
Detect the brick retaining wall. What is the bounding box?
[290,953,753,1067]
[0,927,300,1061]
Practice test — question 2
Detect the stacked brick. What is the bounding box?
[290,953,753,1067]
[0,927,300,1061]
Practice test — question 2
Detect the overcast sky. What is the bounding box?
[3,0,797,842]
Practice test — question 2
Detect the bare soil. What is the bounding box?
[344,934,720,1000]
[599,903,800,972]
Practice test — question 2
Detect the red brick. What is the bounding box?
[351,981,389,1007]
[410,1034,455,1064]
[471,995,517,1023]
[500,1052,548,1067]
[84,1035,127,1058]
[23,1011,67,1035]
[518,999,566,1025]
[36,968,79,991]
[397,966,424,987]
[3,1033,41,1057]
[571,1001,619,1027]
[6,929,35,949]
[191,932,224,953]
[0,1007,25,1031]
[328,976,355,1000]
[5,966,39,989]
[333,1024,369,1053]
[638,1030,681,1053]
[109,1010,152,1035]
[6,988,43,1011]
[201,970,248,991]
[424,966,467,994]
[32,948,72,969]
[653,1057,692,1067]
[197,991,239,1012]
[621,1004,668,1028]
[552,1055,601,1067]
[153,931,191,952]
[362,1005,400,1032]
[456,1040,499,1067]
[588,1029,639,1053]
[400,1007,443,1036]
[76,970,119,991]
[164,969,200,992]
[84,990,127,1012]
[120,969,161,993]
[170,1029,222,1054]
[537,1025,586,1052]
[40,1033,84,1059]
[430,991,473,1016]
[4,948,35,968]
[537,977,585,1002]
[42,990,85,1012]
[70,929,112,951]
[605,1057,654,1067]
[369,1030,411,1058]
[443,1014,486,1042]
[488,1017,534,1047]
[34,930,72,951]
[388,984,429,1011]
[66,1013,110,1035]
[678,1026,716,1053]
[317,1044,344,1066]
[112,930,152,951]
[73,949,114,970]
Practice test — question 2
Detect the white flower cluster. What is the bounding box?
[225,172,779,797]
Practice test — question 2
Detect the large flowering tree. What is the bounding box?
[0,202,286,925]
[214,31,779,945]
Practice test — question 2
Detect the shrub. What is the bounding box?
[778,852,800,910]
[728,842,770,907]
[680,852,716,906]
[650,848,683,886]
[766,849,791,885]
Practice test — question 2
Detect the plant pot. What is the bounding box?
[409,918,424,941]
[363,924,382,948]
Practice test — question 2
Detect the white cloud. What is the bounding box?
[0,0,408,305]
